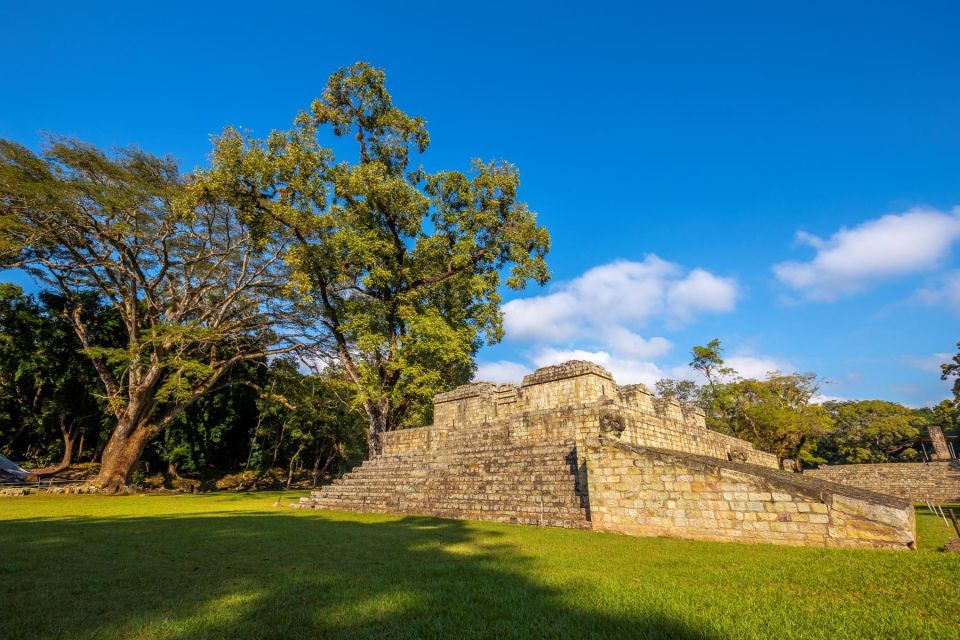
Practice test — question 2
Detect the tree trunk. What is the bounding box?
[244,415,263,472]
[272,421,287,468]
[367,416,385,458]
[48,420,76,473]
[366,397,392,459]
[286,444,304,490]
[313,450,335,487]
[96,425,154,493]
[30,419,78,476]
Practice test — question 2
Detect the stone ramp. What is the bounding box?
[297,438,590,529]
[584,437,916,549]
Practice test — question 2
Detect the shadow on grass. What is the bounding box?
[0,509,715,640]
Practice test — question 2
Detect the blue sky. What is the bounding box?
[2,2,959,405]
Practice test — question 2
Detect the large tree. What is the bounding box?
[199,62,550,456]
[0,138,307,491]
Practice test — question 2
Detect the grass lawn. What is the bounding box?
[1,493,958,639]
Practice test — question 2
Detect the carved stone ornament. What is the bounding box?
[599,411,626,439]
[727,448,748,463]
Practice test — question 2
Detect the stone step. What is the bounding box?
[295,436,589,530]
[300,498,589,528]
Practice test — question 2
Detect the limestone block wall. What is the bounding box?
[382,425,449,454]
[804,461,960,502]
[392,360,780,467]
[432,383,499,428]
[585,437,916,550]
[616,405,780,469]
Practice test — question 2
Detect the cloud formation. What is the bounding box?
[528,347,680,387]
[916,270,960,312]
[502,256,738,346]
[773,207,960,300]
[472,256,789,389]
[906,352,953,374]
[473,360,532,384]
[474,348,791,388]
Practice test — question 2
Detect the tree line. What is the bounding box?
[657,339,960,468]
[0,282,368,485]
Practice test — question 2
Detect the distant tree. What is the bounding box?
[930,399,959,438]
[941,340,960,401]
[654,378,701,406]
[687,338,741,434]
[818,400,924,463]
[663,340,831,464]
[150,360,264,478]
[0,138,309,491]
[198,62,550,456]
[718,373,831,464]
[690,338,736,389]
[252,358,366,488]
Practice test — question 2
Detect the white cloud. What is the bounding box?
[603,327,673,359]
[725,354,791,379]
[530,347,677,387]
[666,268,739,322]
[906,352,953,374]
[773,207,960,300]
[916,270,960,312]
[474,348,791,389]
[811,393,850,405]
[502,256,738,347]
[473,360,532,384]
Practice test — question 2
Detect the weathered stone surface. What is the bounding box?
[297,360,916,550]
[804,460,960,502]
[928,426,951,461]
[584,438,914,550]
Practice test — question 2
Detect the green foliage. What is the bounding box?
[0,132,309,486]
[689,338,736,386]
[661,340,828,464]
[714,373,831,464]
[817,400,925,463]
[0,285,114,466]
[658,339,955,466]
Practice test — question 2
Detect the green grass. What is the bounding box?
[1,494,958,640]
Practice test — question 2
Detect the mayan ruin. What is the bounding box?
[298,361,917,550]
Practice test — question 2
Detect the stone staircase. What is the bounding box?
[296,437,590,529]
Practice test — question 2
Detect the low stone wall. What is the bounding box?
[585,437,915,550]
[805,461,960,502]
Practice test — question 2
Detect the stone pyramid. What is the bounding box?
[297,361,915,550]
